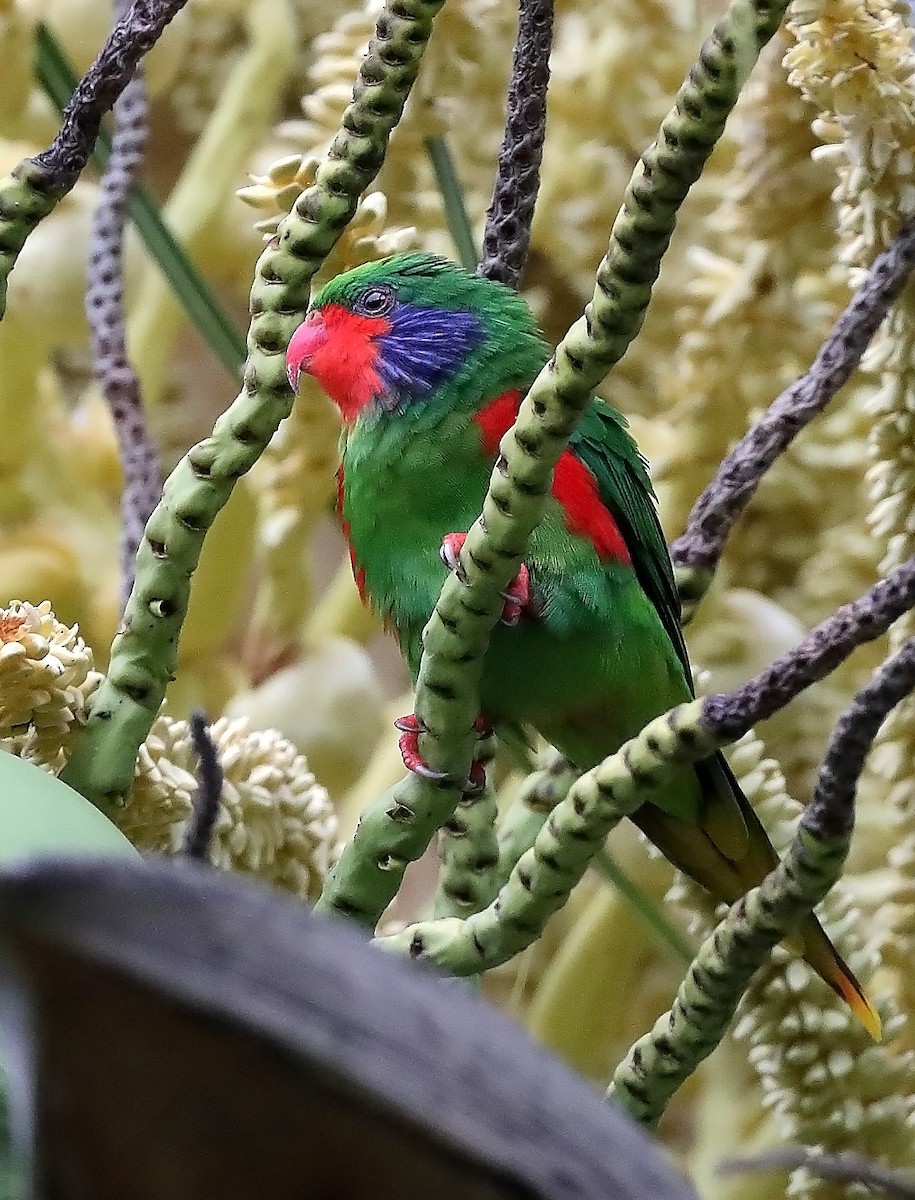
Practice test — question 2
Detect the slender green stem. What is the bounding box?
[424,135,478,271]
[61,0,447,811]
[608,827,852,1127]
[433,784,501,920]
[34,23,246,379]
[495,751,578,882]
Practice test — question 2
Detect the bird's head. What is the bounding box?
[286,253,547,425]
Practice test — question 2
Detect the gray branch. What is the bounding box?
[33,0,191,193]
[477,0,553,288]
[84,28,160,607]
[672,215,915,575]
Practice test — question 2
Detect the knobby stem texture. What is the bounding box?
[85,3,160,608]
[433,780,501,920]
[317,0,791,930]
[181,712,224,861]
[495,752,579,885]
[673,213,915,617]
[608,637,915,1128]
[0,0,192,314]
[376,555,915,972]
[477,0,553,288]
[61,0,447,811]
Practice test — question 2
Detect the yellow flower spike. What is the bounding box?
[0,600,101,776]
[178,478,257,663]
[128,0,297,409]
[264,154,303,185]
[238,149,419,263]
[786,0,915,1042]
[225,637,387,797]
[119,714,340,901]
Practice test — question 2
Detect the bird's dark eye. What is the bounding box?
[353,284,396,318]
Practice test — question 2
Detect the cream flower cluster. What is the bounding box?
[0,599,100,775]
[238,153,418,264]
[118,714,339,901]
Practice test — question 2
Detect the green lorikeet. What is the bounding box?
[286,252,879,1039]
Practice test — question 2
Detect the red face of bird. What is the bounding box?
[286,293,397,423]
[285,253,545,426]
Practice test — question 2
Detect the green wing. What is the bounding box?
[572,401,756,861]
[570,400,692,689]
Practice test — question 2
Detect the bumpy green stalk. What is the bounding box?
[0,162,61,317]
[318,0,789,929]
[495,750,578,881]
[61,0,446,811]
[607,827,849,1128]
[499,752,691,959]
[375,703,721,967]
[433,781,501,920]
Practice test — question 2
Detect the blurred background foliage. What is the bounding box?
[2,0,915,1194]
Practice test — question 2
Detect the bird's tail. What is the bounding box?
[632,752,881,1042]
[788,922,882,1042]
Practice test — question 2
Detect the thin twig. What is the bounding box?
[702,554,915,739]
[672,215,915,593]
[33,0,191,192]
[85,11,160,610]
[477,0,553,288]
[808,635,915,838]
[182,712,223,861]
[720,1148,915,1199]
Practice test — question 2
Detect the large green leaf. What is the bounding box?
[0,751,137,862]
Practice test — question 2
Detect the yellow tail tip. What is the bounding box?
[834,971,883,1042]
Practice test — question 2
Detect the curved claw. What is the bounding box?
[394,714,451,783]
[439,532,535,625]
[461,759,487,797]
[439,531,468,582]
[500,562,531,626]
[394,713,489,792]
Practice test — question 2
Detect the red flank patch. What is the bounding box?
[474,391,630,564]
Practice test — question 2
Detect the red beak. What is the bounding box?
[286,310,328,392]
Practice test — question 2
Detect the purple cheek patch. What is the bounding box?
[375,303,485,405]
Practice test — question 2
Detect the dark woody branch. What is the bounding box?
[477,0,553,289]
[673,215,915,611]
